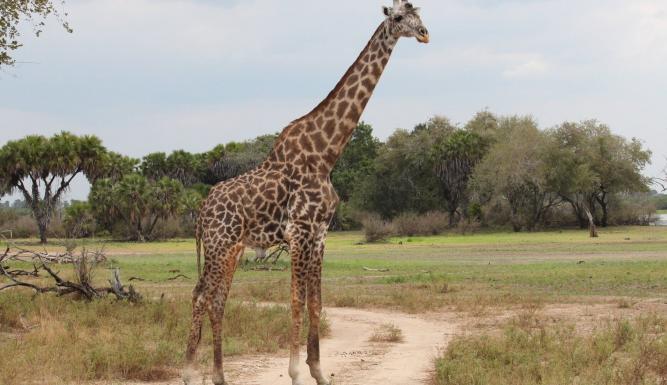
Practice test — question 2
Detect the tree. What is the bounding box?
[205,134,277,183]
[547,121,651,227]
[432,129,488,225]
[585,121,651,226]
[0,132,107,243]
[1,0,72,67]
[141,151,202,187]
[471,117,559,231]
[63,200,95,238]
[544,122,596,228]
[91,151,137,184]
[89,174,184,241]
[352,122,449,218]
[332,122,380,201]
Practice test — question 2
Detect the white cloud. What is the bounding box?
[502,56,548,78]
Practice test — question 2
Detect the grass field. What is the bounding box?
[658,209,667,215]
[435,312,667,385]
[2,226,667,384]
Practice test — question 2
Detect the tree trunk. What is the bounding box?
[585,208,598,238]
[595,192,609,227]
[600,203,609,227]
[570,201,587,229]
[38,221,48,244]
[36,208,51,244]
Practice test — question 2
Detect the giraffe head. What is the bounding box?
[382,0,429,43]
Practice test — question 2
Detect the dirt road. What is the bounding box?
[175,307,457,385]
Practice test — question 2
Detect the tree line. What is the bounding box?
[0,111,661,243]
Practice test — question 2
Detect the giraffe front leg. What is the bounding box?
[306,232,330,385]
[288,234,311,385]
[289,272,307,385]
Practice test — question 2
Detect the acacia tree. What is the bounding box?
[471,117,560,231]
[584,121,651,226]
[1,0,72,66]
[547,121,651,227]
[0,132,107,243]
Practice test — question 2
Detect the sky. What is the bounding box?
[1,0,666,202]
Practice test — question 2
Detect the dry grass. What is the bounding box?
[0,291,329,385]
[434,312,667,385]
[368,323,404,343]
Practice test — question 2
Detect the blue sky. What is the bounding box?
[1,0,666,201]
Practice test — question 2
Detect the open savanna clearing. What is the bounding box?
[2,226,667,385]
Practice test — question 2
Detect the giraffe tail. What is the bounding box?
[195,216,202,278]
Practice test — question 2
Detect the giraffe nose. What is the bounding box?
[416,27,429,43]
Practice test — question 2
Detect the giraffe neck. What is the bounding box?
[268,21,398,174]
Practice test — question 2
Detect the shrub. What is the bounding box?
[393,212,422,236]
[361,213,393,243]
[331,201,362,231]
[608,194,657,226]
[393,211,449,237]
[1,215,39,238]
[369,323,403,343]
[64,201,97,238]
[455,218,481,235]
[152,217,186,239]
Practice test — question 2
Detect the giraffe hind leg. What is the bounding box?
[183,278,208,385]
[210,243,244,385]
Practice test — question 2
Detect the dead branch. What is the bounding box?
[585,208,598,238]
[0,241,139,302]
[254,243,289,264]
[248,265,288,272]
[363,267,390,272]
[165,274,190,281]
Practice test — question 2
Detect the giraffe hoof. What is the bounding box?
[181,367,196,385]
[212,371,228,385]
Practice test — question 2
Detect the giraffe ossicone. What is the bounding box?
[183,2,429,385]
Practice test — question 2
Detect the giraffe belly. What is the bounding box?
[243,221,287,250]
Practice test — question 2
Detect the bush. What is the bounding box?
[152,217,187,239]
[331,202,362,231]
[64,201,97,238]
[608,194,657,226]
[455,218,481,235]
[393,211,449,236]
[361,213,393,243]
[1,215,39,238]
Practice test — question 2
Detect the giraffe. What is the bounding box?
[183,2,429,384]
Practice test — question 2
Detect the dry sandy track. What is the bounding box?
[163,307,457,385]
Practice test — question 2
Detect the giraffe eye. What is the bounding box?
[394,15,403,22]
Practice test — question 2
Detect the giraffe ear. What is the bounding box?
[382,6,392,16]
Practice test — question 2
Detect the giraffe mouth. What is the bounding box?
[416,33,430,44]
